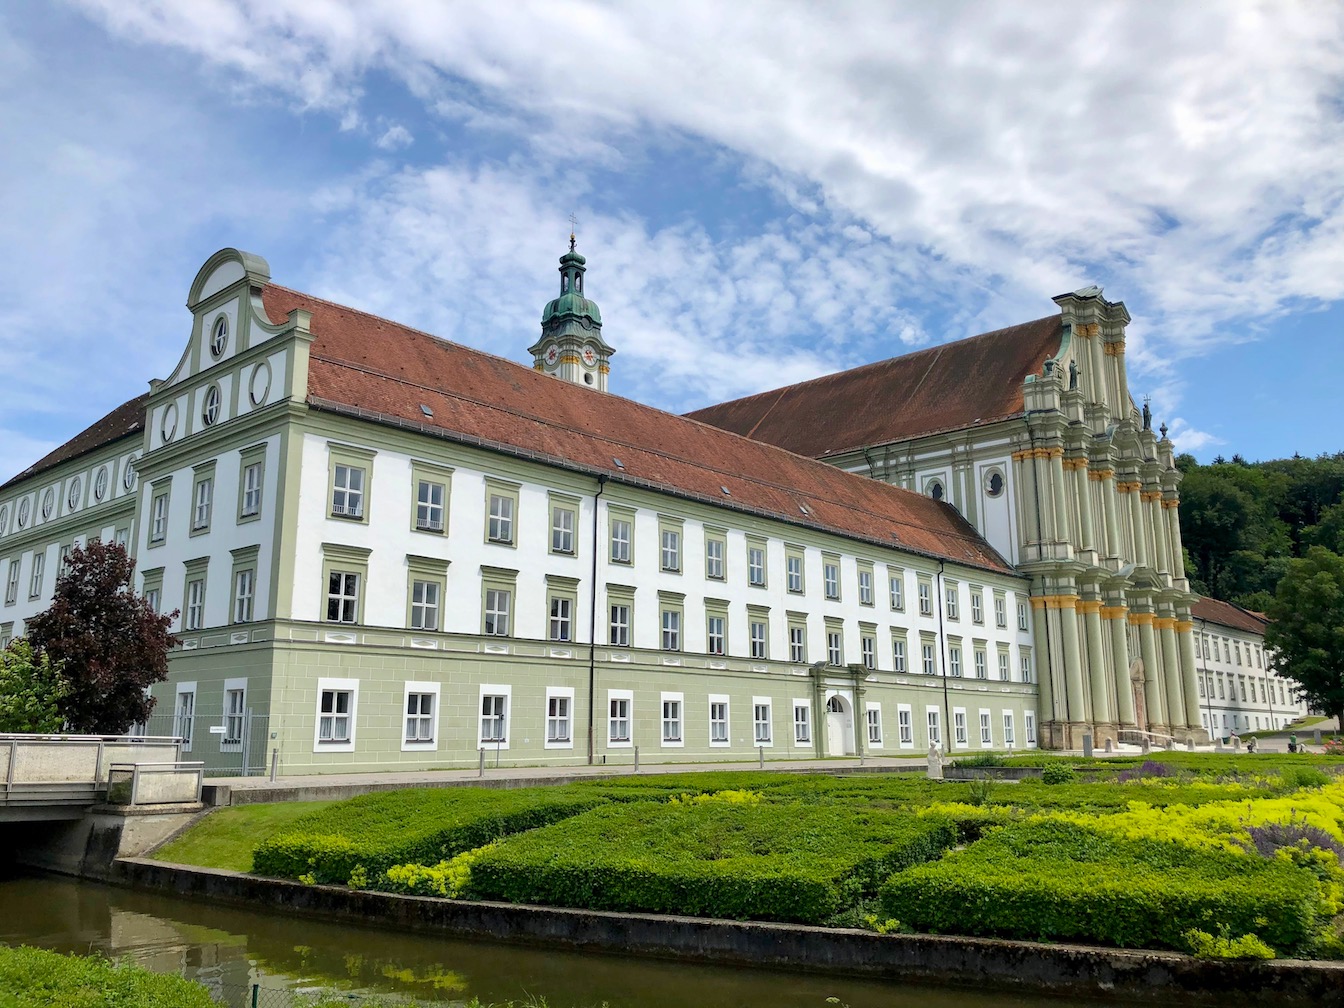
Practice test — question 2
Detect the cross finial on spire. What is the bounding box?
[568,212,579,252]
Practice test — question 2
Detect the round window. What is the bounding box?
[67,477,81,510]
[203,384,222,426]
[18,498,30,528]
[986,471,1005,498]
[249,361,271,405]
[41,488,54,520]
[929,480,945,501]
[0,504,7,535]
[123,455,139,490]
[94,466,109,501]
[161,403,178,443]
[210,315,229,357]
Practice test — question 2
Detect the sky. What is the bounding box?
[1,1,1341,484]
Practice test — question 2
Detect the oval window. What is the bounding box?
[203,384,222,426]
[161,403,178,443]
[929,480,945,501]
[0,504,7,534]
[94,466,109,501]
[123,455,139,490]
[210,315,229,357]
[986,471,1004,498]
[67,477,81,510]
[249,362,271,405]
[41,488,54,520]
[18,498,31,528]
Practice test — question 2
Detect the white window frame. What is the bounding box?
[185,577,206,631]
[28,551,44,599]
[865,702,883,747]
[241,461,264,517]
[174,682,197,753]
[545,686,575,749]
[478,684,511,750]
[786,554,803,593]
[192,477,213,531]
[889,573,904,610]
[826,630,842,665]
[416,479,446,533]
[607,688,633,748]
[706,614,726,656]
[410,578,441,631]
[4,560,17,605]
[487,492,514,544]
[661,607,681,651]
[548,594,573,642]
[926,706,942,748]
[609,516,631,564]
[860,634,876,670]
[483,587,511,636]
[953,707,968,748]
[221,677,247,751]
[609,601,631,647]
[858,569,874,606]
[551,504,575,554]
[994,596,1007,628]
[823,561,840,600]
[1025,710,1037,745]
[1002,710,1016,749]
[747,545,766,587]
[402,680,440,750]
[331,464,365,519]
[233,568,255,624]
[793,699,811,744]
[892,637,906,672]
[705,535,725,580]
[918,580,932,615]
[660,527,681,572]
[326,570,359,624]
[661,691,684,747]
[789,625,806,663]
[897,704,913,748]
[708,694,730,747]
[753,697,773,747]
[314,677,358,752]
[749,619,767,659]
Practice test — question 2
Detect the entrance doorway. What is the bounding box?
[825,695,850,756]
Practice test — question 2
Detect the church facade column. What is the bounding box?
[1048,448,1070,550]
[1071,457,1096,556]
[1176,610,1207,742]
[1079,597,1112,734]
[1096,468,1119,559]
[1131,607,1167,732]
[1164,497,1189,590]
[1123,477,1148,567]
[1145,489,1168,575]
[1104,600,1135,727]
[1012,449,1040,561]
[1156,607,1185,733]
[1055,593,1087,744]
[1030,592,1060,746]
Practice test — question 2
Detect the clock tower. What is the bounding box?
[529,234,614,391]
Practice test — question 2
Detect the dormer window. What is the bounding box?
[210,316,228,357]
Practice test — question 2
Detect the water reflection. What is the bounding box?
[0,870,1124,1008]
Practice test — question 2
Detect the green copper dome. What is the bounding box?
[541,242,601,326]
[542,292,602,326]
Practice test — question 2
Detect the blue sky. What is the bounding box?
[1,1,1342,483]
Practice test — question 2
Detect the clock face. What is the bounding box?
[582,347,597,367]
[544,346,559,367]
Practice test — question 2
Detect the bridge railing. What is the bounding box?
[106,761,204,805]
[0,734,185,806]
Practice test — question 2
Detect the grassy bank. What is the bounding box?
[153,754,1344,959]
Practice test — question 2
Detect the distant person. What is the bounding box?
[1288,732,1298,754]
[1246,735,1258,753]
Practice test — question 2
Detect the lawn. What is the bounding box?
[151,801,329,871]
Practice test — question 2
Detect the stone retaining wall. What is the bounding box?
[111,857,1344,1004]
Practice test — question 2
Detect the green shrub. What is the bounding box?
[467,802,955,924]
[1281,766,1331,790]
[1182,928,1276,960]
[879,819,1326,955]
[949,754,1008,768]
[251,786,608,883]
[0,946,216,1007]
[967,778,994,806]
[1041,763,1076,785]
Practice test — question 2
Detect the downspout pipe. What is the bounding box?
[587,475,607,765]
[936,559,951,755]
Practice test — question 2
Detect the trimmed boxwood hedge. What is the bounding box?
[251,786,608,882]
[879,819,1327,954]
[465,802,954,924]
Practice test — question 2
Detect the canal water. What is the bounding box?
[0,870,1138,1008]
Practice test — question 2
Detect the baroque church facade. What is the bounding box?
[0,244,1301,774]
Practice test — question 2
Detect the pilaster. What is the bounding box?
[1131,607,1166,732]
[1103,601,1135,727]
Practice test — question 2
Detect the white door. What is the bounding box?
[825,695,847,755]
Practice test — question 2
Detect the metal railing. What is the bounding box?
[0,734,184,806]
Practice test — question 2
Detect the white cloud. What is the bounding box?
[374,123,413,150]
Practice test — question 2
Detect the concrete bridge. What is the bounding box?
[0,734,201,822]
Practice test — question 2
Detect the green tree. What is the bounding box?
[1263,546,1344,728]
[0,639,66,733]
[25,540,178,734]
[1304,493,1344,553]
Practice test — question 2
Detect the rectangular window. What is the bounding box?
[487,492,514,544]
[480,693,508,743]
[974,648,987,679]
[994,595,1007,628]
[1025,711,1036,744]
[898,708,912,744]
[241,461,264,518]
[823,561,840,600]
[550,504,576,554]
[707,613,727,657]
[860,634,876,670]
[709,699,729,744]
[705,535,725,580]
[326,571,359,624]
[889,573,905,610]
[660,527,681,572]
[1003,713,1016,747]
[609,697,631,743]
[1020,650,1033,683]
[58,545,72,578]
[789,624,806,662]
[1017,601,1029,631]
[750,620,768,659]
[331,464,365,518]
[150,491,169,543]
[233,569,255,623]
[4,560,17,605]
[954,710,967,745]
[748,544,767,587]
[192,477,213,531]
[662,697,683,743]
[405,691,435,743]
[918,579,932,615]
[483,588,511,636]
[945,583,959,620]
[1217,676,1225,699]
[971,590,983,624]
[609,603,630,647]
[1202,637,1211,659]
[610,516,632,563]
[927,709,941,746]
[319,688,354,744]
[922,642,936,676]
[661,608,681,651]
[754,702,772,744]
[223,685,246,745]
[858,568,874,606]
[892,637,907,672]
[786,552,804,593]
[548,595,573,642]
[411,579,440,631]
[547,694,572,744]
[948,645,962,677]
[417,479,446,532]
[145,587,161,613]
[980,711,992,744]
[175,687,195,750]
[867,706,882,744]
[185,578,206,631]
[826,630,842,665]
[793,702,811,743]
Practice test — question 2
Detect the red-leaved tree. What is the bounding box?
[26,540,178,734]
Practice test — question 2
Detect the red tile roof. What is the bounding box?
[1192,596,1268,635]
[261,285,1015,574]
[0,395,147,492]
[685,316,1063,458]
